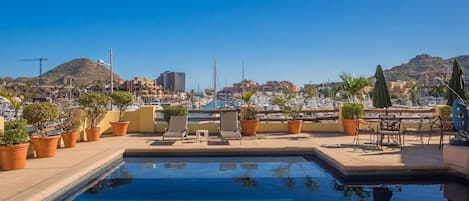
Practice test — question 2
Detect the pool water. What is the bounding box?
[71,156,468,201]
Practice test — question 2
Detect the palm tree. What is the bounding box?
[339,73,371,103]
[236,90,256,107]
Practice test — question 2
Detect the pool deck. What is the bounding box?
[0,131,458,201]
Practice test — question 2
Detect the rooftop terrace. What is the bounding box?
[0,106,468,201]
[0,130,463,201]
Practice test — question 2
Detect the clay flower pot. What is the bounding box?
[0,143,30,171]
[287,120,303,134]
[110,121,130,136]
[240,119,258,136]
[31,135,60,158]
[342,118,358,136]
[86,127,101,142]
[61,132,79,148]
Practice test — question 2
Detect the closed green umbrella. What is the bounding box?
[447,59,465,106]
[372,65,392,114]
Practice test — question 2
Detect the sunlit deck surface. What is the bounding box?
[0,132,452,201]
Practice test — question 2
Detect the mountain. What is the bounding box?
[384,54,469,81]
[40,58,122,85]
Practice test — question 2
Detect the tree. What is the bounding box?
[408,85,420,106]
[79,93,109,128]
[186,89,196,101]
[429,79,448,98]
[111,91,134,122]
[236,90,256,107]
[339,73,371,103]
[23,102,60,137]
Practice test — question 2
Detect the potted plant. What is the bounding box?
[163,105,188,123]
[341,103,364,136]
[0,119,29,171]
[59,108,85,148]
[236,90,258,136]
[339,73,371,135]
[110,91,134,136]
[23,102,60,158]
[79,93,109,141]
[271,87,317,134]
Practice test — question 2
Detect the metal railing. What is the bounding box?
[154,108,437,123]
[154,109,340,123]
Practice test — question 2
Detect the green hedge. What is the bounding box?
[0,119,29,146]
[163,106,188,122]
[342,103,364,119]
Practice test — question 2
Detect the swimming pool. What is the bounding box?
[68,156,468,201]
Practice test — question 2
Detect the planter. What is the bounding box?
[31,135,60,158]
[342,118,358,136]
[0,143,29,171]
[86,127,101,141]
[287,120,303,134]
[240,119,258,136]
[61,132,79,148]
[110,121,130,136]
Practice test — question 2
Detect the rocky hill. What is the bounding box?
[384,54,469,81]
[40,58,122,85]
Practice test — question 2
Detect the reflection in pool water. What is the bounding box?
[72,156,468,201]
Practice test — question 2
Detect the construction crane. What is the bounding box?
[20,58,48,87]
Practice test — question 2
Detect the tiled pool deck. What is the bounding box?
[0,132,458,201]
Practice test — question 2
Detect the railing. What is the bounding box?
[154,107,438,123]
[154,109,340,123]
[362,108,436,120]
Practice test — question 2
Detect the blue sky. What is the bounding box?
[1,0,468,90]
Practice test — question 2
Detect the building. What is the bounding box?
[261,81,298,93]
[221,80,298,95]
[387,80,416,98]
[416,66,452,97]
[119,77,163,101]
[156,71,186,92]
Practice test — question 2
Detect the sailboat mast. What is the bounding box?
[213,53,217,109]
[242,62,245,81]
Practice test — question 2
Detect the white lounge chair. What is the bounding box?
[219,111,242,145]
[162,116,188,143]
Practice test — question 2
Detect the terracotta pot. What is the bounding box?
[31,135,60,158]
[287,120,303,134]
[61,132,79,148]
[0,143,29,171]
[342,118,359,136]
[240,119,258,136]
[110,121,130,136]
[86,127,101,141]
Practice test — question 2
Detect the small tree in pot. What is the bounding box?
[0,119,29,170]
[79,93,109,141]
[271,86,317,134]
[110,91,134,136]
[236,90,258,136]
[23,102,60,158]
[339,73,371,135]
[59,108,85,148]
[163,106,188,123]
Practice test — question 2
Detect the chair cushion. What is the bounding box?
[220,130,241,139]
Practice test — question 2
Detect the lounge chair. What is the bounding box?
[162,116,188,143]
[219,111,242,144]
